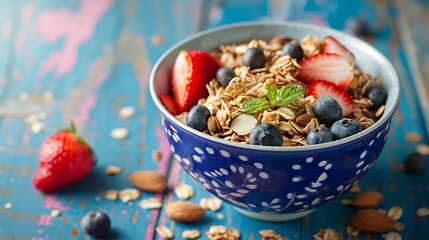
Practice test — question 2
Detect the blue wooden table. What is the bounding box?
[0,0,428,239]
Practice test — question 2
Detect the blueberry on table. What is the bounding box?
[81,211,111,238]
[216,67,236,88]
[307,126,334,145]
[364,86,387,108]
[330,118,362,139]
[280,42,304,62]
[242,47,265,69]
[186,104,211,131]
[249,123,283,146]
[403,152,427,176]
[313,96,342,126]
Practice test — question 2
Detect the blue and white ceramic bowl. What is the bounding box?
[149,21,400,221]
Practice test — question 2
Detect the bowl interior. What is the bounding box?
[150,21,400,150]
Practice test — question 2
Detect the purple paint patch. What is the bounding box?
[121,209,127,216]
[36,229,43,234]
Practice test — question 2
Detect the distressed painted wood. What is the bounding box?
[0,0,428,239]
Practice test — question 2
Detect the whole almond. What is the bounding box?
[351,209,397,233]
[166,201,205,223]
[129,171,166,193]
[296,114,315,127]
[350,191,384,208]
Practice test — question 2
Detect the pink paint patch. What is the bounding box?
[121,209,127,216]
[311,15,326,26]
[2,22,11,38]
[31,238,44,240]
[35,0,114,78]
[22,132,30,145]
[74,95,97,125]
[36,229,43,234]
[22,3,35,23]
[43,195,68,211]
[36,215,52,226]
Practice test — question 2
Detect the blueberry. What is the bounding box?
[403,152,427,176]
[81,211,111,238]
[249,123,282,146]
[186,104,211,131]
[364,86,387,108]
[313,96,342,126]
[280,42,304,62]
[330,118,362,139]
[307,126,334,145]
[345,17,372,37]
[216,67,236,88]
[242,48,265,69]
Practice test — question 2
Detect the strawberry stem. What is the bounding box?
[70,122,77,133]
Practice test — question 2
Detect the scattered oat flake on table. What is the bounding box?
[313,228,340,240]
[405,133,422,142]
[110,128,129,139]
[383,231,402,240]
[31,121,45,133]
[105,190,118,200]
[416,143,429,155]
[416,207,429,217]
[346,226,359,237]
[231,114,257,135]
[139,198,162,209]
[42,91,54,100]
[387,206,403,220]
[174,182,194,200]
[199,197,222,212]
[50,209,61,217]
[216,213,225,220]
[151,34,164,46]
[4,202,12,209]
[156,226,173,239]
[152,150,162,161]
[259,229,289,240]
[206,226,240,240]
[182,229,201,239]
[119,188,140,203]
[118,106,136,118]
[105,165,122,176]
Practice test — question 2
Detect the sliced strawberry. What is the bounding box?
[160,93,180,116]
[297,52,354,88]
[323,36,355,63]
[307,80,354,117]
[171,50,220,112]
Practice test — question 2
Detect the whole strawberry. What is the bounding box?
[32,124,95,192]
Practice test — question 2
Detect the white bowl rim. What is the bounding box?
[149,20,400,152]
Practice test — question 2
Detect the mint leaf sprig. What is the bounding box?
[240,85,305,114]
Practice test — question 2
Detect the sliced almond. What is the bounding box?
[199,197,222,212]
[105,190,118,200]
[174,182,194,200]
[182,229,201,239]
[119,188,140,203]
[110,128,129,139]
[349,191,384,208]
[351,209,397,233]
[387,206,403,220]
[105,165,122,176]
[231,114,257,135]
[118,106,136,118]
[139,198,162,209]
[417,207,429,217]
[166,201,205,223]
[129,171,166,193]
[375,105,385,118]
[156,226,174,239]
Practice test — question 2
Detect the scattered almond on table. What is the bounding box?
[405,132,422,142]
[342,191,384,208]
[416,143,429,155]
[166,201,205,223]
[129,171,166,193]
[351,209,402,234]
